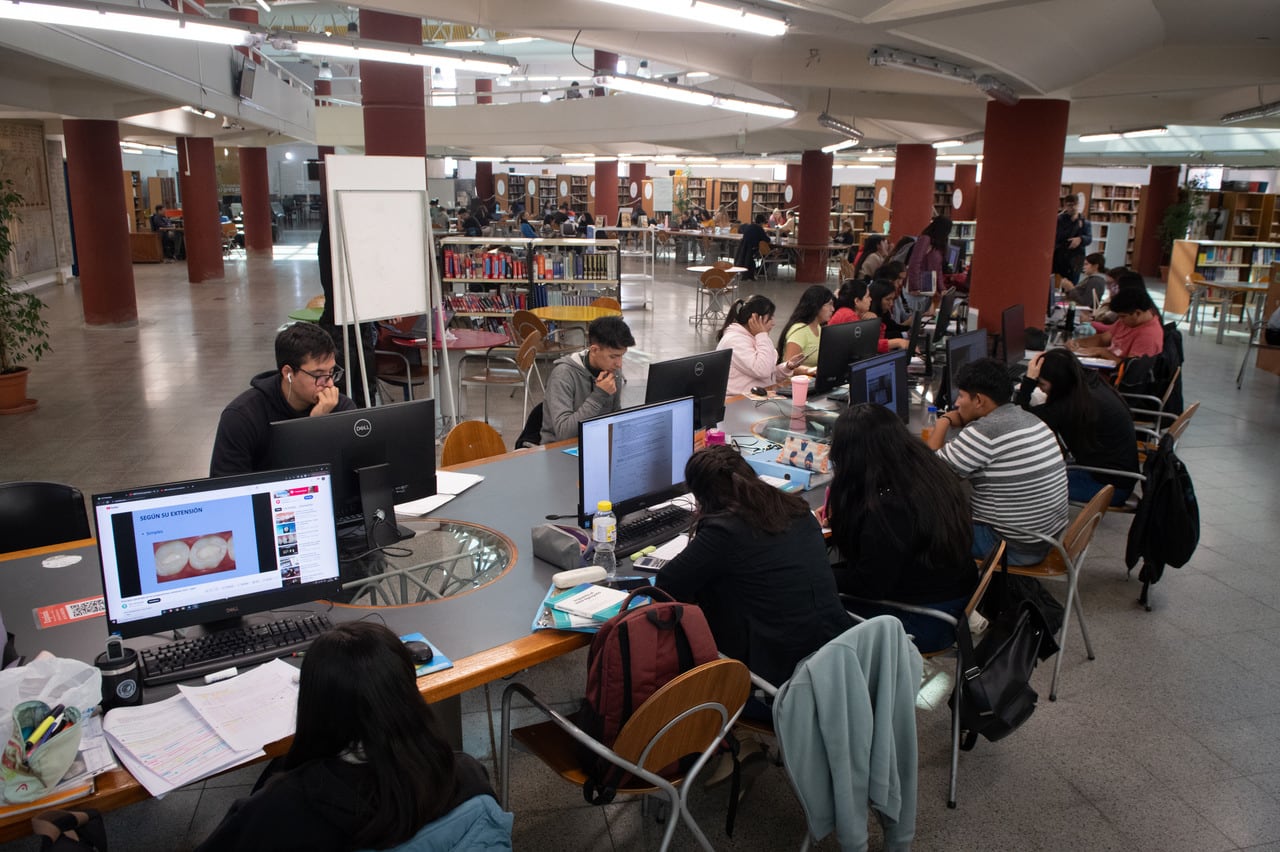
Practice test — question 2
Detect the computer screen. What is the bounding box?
[264,399,436,544]
[947,240,966,272]
[945,328,989,395]
[94,465,343,639]
[931,288,959,344]
[1001,304,1026,364]
[814,318,881,395]
[236,58,256,100]
[644,348,732,430]
[848,349,911,423]
[578,396,696,525]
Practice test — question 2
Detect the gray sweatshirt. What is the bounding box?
[540,350,625,443]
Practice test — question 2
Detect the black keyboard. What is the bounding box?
[616,505,694,557]
[140,614,333,686]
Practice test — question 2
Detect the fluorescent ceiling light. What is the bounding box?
[444,40,485,48]
[591,0,787,37]
[975,74,1018,106]
[817,112,863,145]
[869,45,1018,105]
[937,154,974,161]
[508,75,526,82]
[526,75,558,82]
[683,156,716,163]
[506,156,546,162]
[497,36,536,45]
[181,105,216,119]
[1221,101,1280,124]
[859,155,895,162]
[687,71,711,78]
[0,0,253,45]
[594,73,795,119]
[1121,127,1167,138]
[284,35,517,75]
[822,139,860,154]
[471,156,504,162]
[932,139,964,148]
[584,156,617,162]
[1078,132,1122,142]
[254,0,270,11]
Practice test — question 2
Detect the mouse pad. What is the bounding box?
[399,632,454,678]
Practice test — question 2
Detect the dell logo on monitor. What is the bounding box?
[353,419,373,438]
[693,361,705,377]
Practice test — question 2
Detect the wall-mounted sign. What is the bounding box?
[952,188,962,209]
[496,178,506,196]
[784,185,794,203]
[877,186,889,207]
[559,180,569,197]
[740,184,750,202]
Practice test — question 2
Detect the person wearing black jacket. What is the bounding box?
[1053,196,1092,284]
[733,213,771,280]
[1015,348,1139,505]
[656,446,853,696]
[209,323,356,477]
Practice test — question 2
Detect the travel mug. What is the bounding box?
[95,647,143,710]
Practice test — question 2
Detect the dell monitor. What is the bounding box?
[578,396,696,526]
[939,328,989,407]
[947,240,966,273]
[931,288,960,345]
[848,349,911,424]
[265,398,436,549]
[813,317,882,395]
[644,348,732,430]
[1001,304,1027,365]
[94,464,343,639]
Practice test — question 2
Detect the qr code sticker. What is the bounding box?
[66,597,105,619]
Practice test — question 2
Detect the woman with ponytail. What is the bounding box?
[656,446,853,693]
[715,294,807,395]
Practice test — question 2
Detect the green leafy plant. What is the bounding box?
[0,179,51,374]
[1158,176,1211,261]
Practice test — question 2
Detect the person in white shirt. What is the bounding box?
[716,295,805,395]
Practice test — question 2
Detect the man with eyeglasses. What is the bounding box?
[209,323,356,477]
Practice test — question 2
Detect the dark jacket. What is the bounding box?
[1015,373,1138,489]
[657,513,854,688]
[209,370,355,477]
[195,752,497,852]
[734,222,770,274]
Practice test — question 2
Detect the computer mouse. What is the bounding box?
[404,640,434,665]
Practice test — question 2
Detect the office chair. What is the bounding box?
[0,481,92,553]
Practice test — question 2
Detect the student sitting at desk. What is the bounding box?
[150,204,176,259]
[733,213,771,280]
[863,280,911,353]
[519,213,538,239]
[716,295,805,394]
[655,446,854,697]
[829,279,873,325]
[822,404,977,652]
[850,234,888,278]
[927,358,1068,565]
[209,323,356,477]
[777,284,835,368]
[1015,349,1139,505]
[1068,286,1164,363]
[196,622,507,851]
[541,316,635,443]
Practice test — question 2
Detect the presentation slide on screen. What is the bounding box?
[131,495,260,595]
[864,361,898,411]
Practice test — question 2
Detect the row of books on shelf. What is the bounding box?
[441,249,619,282]
[530,283,615,307]
[1199,246,1248,264]
[445,292,529,312]
[442,249,527,280]
[536,251,618,281]
[1198,267,1245,282]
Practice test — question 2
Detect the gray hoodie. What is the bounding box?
[540,350,625,443]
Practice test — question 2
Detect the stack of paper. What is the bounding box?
[396,470,486,516]
[101,659,299,796]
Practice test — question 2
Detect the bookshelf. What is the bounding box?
[122,170,144,232]
[536,176,558,215]
[711,178,741,223]
[439,236,622,330]
[568,175,589,212]
[1221,192,1274,241]
[146,176,177,213]
[752,181,787,216]
[952,220,977,265]
[1166,238,1280,317]
[1086,183,1142,266]
[685,176,708,212]
[933,181,954,218]
[852,185,874,217]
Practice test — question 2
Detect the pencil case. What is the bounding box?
[1,700,84,803]
[532,524,592,571]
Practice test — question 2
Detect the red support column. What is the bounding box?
[314,79,331,107]
[593,51,617,97]
[475,78,493,105]
[627,163,646,210]
[1136,165,1180,277]
[177,136,224,283]
[796,150,833,283]
[359,11,426,158]
[595,160,619,227]
[474,162,494,208]
[889,144,936,244]
[967,99,1070,336]
[952,163,979,221]
[238,146,272,255]
[316,145,334,203]
[785,163,802,213]
[227,7,256,60]
[63,119,136,325]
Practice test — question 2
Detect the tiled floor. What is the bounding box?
[3,233,1280,850]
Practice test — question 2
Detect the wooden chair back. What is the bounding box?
[1163,400,1200,445]
[305,295,326,310]
[610,659,750,774]
[966,540,1006,617]
[1061,484,1114,565]
[839,258,855,281]
[699,269,731,290]
[758,240,773,258]
[511,309,549,344]
[591,297,621,311]
[441,421,507,466]
[712,260,734,271]
[515,330,543,373]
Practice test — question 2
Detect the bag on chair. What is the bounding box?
[578,587,718,804]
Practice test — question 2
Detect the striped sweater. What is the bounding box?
[936,404,1068,545]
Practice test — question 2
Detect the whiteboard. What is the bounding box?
[325,155,431,325]
[652,177,674,212]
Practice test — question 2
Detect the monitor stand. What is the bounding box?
[356,463,416,550]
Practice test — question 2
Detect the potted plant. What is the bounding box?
[0,179,51,414]
[1158,176,1210,280]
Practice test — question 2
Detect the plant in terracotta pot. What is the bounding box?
[0,180,51,414]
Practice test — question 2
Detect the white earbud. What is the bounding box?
[287,374,293,383]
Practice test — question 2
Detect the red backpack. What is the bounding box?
[578,586,719,803]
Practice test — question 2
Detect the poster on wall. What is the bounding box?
[652,177,674,213]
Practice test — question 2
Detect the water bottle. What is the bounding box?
[592,500,617,580]
[921,406,938,442]
[1064,303,1076,339]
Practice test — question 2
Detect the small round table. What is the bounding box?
[394,331,511,425]
[529,305,622,323]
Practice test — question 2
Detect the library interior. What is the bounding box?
[3,1,1280,850]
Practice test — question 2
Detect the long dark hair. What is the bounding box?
[1033,349,1107,454]
[776,285,834,360]
[827,404,971,572]
[286,622,457,847]
[850,235,884,277]
[685,445,808,535]
[921,215,953,251]
[717,294,776,342]
[834,279,869,313]
[867,280,896,319]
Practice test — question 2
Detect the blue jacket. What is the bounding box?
[361,795,513,852]
[773,616,922,852]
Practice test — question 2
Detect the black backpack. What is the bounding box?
[1125,433,1199,604]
